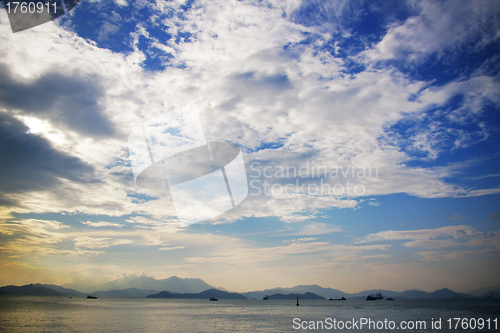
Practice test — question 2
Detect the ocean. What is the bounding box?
[0,296,498,332]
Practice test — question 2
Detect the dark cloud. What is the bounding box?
[488,212,500,221]
[0,112,95,206]
[0,63,115,137]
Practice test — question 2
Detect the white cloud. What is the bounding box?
[358,225,500,254]
[293,222,342,236]
[159,246,185,251]
[82,221,123,228]
[184,241,390,265]
[0,219,95,258]
[74,236,134,249]
[358,225,477,244]
[114,0,129,6]
[415,248,500,262]
[0,219,67,246]
[283,237,317,243]
[0,0,498,225]
[362,0,500,62]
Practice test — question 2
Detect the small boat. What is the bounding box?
[486,293,494,299]
[329,297,346,301]
[87,295,98,299]
[209,297,218,301]
[386,297,394,301]
[263,295,269,300]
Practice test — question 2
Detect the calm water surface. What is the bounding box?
[0,297,498,332]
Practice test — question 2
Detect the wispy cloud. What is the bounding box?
[82,221,123,228]
[358,225,500,255]
[362,0,500,62]
[358,225,477,244]
[283,237,317,243]
[0,219,103,258]
[0,218,66,242]
[184,241,391,265]
[292,222,342,236]
[159,246,185,251]
[74,236,133,249]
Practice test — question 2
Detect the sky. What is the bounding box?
[0,0,499,294]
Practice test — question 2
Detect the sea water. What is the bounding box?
[0,296,498,332]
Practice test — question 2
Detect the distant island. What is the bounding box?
[266,292,324,300]
[0,284,83,297]
[1,276,499,300]
[146,289,246,299]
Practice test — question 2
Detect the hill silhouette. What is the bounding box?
[63,275,214,294]
[0,284,63,296]
[268,292,324,300]
[146,289,247,299]
[0,277,490,300]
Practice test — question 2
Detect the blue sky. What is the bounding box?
[0,0,499,293]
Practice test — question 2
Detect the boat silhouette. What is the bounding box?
[366,293,383,301]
